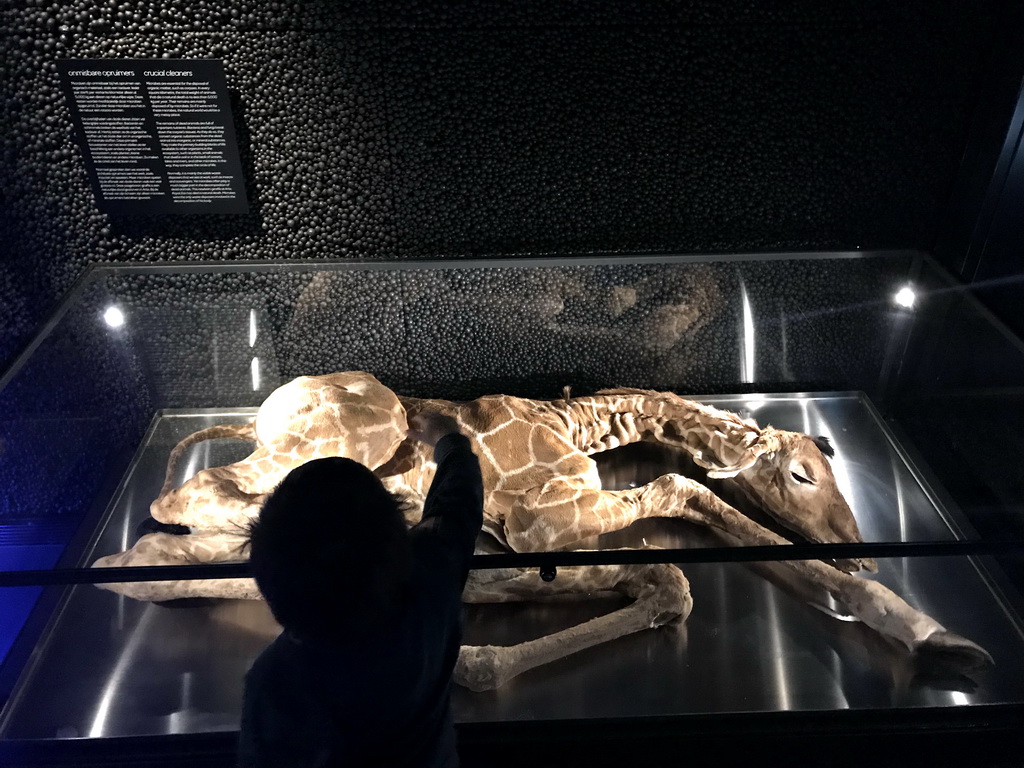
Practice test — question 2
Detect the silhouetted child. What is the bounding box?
[239,411,483,768]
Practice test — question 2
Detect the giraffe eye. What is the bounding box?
[790,470,814,485]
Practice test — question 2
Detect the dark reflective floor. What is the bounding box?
[2,394,1023,739]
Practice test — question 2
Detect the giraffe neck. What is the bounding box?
[561,392,763,469]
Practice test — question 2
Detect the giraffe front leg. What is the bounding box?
[502,472,769,552]
[628,474,993,670]
[456,560,692,691]
[809,566,993,670]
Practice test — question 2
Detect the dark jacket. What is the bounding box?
[239,434,484,768]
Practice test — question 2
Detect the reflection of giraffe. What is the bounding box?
[280,266,722,392]
[92,372,992,690]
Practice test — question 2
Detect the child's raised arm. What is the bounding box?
[407,410,484,567]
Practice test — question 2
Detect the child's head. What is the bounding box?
[247,457,412,638]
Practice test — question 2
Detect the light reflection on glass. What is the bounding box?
[739,281,755,384]
[89,606,156,737]
[762,580,792,710]
[184,449,201,485]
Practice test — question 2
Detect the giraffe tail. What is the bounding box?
[159,422,257,497]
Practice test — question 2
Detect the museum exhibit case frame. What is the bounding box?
[0,250,1022,764]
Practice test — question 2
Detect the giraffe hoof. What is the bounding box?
[916,630,994,674]
[454,645,509,692]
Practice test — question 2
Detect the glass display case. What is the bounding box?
[0,251,1022,763]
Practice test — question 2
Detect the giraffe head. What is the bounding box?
[728,428,876,572]
[596,389,872,571]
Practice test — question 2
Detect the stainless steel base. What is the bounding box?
[3,393,1023,739]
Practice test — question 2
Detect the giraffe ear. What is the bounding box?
[811,434,835,459]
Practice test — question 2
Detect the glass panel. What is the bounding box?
[889,258,1024,543]
[0,277,153,571]
[0,581,52,671]
[2,251,929,573]
[1,252,1022,742]
[0,583,265,739]
[1,552,1020,738]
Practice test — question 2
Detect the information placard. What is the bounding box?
[58,59,249,215]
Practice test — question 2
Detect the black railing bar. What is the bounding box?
[1,540,1022,588]
[479,539,1023,567]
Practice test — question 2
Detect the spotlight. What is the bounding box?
[893,286,916,309]
[103,306,126,328]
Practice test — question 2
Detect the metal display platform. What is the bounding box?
[2,392,1022,739]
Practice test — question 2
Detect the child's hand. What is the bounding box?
[407,411,461,447]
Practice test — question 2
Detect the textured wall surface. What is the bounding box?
[0,1,1012,373]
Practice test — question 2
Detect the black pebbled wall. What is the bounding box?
[0,1,1014,373]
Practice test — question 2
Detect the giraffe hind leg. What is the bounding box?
[456,559,692,691]
[92,531,260,602]
[159,423,257,498]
